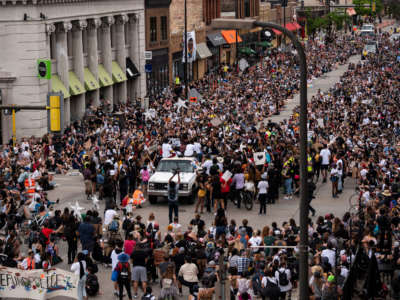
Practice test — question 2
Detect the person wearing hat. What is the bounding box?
[115,252,132,300]
[257,173,269,215]
[321,274,341,299]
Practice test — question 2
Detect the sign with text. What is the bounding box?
[0,267,78,299]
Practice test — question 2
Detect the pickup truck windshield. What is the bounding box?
[157,160,194,172]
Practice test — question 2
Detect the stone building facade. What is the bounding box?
[0,0,145,143]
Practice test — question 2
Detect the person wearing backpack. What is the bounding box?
[85,265,100,297]
[275,262,292,300]
[261,268,280,300]
[168,171,180,224]
[114,253,132,300]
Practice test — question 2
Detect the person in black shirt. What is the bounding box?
[190,214,206,238]
[130,243,148,298]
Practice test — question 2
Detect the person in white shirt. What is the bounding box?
[201,156,213,175]
[321,242,336,269]
[319,145,331,182]
[162,141,173,158]
[71,253,87,300]
[330,163,339,198]
[104,204,118,226]
[248,230,262,253]
[275,262,292,298]
[257,173,268,215]
[184,142,195,157]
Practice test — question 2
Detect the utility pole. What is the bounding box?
[235,0,239,72]
[184,0,188,100]
[282,0,288,48]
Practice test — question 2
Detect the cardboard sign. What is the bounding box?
[222,170,232,182]
[0,267,78,299]
[253,152,266,166]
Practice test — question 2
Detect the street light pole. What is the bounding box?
[211,19,308,300]
[184,0,188,100]
[253,20,309,300]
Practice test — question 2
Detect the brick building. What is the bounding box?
[145,0,171,96]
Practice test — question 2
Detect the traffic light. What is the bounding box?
[47,92,64,133]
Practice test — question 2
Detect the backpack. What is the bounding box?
[142,293,155,300]
[85,273,99,296]
[117,262,130,280]
[109,220,119,232]
[278,270,289,286]
[261,279,280,300]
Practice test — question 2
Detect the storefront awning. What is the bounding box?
[126,57,140,79]
[257,41,272,47]
[292,22,302,30]
[98,64,113,87]
[347,8,356,16]
[250,26,262,33]
[272,28,282,36]
[51,74,70,99]
[69,71,85,96]
[84,68,100,91]
[239,47,256,55]
[221,30,243,44]
[207,32,226,47]
[196,42,213,59]
[112,61,127,83]
[285,22,298,31]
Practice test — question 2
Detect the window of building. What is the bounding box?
[124,22,130,46]
[111,24,116,48]
[244,0,250,17]
[97,29,102,51]
[82,29,88,55]
[161,16,168,41]
[50,33,56,59]
[150,16,157,42]
[67,31,73,57]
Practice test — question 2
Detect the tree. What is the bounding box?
[387,0,400,19]
[353,0,383,16]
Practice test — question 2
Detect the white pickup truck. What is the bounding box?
[147,157,199,204]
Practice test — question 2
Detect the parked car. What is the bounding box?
[361,42,378,59]
[361,23,375,31]
[147,157,199,204]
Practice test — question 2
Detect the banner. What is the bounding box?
[0,267,78,300]
[182,31,197,63]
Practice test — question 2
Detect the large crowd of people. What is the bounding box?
[0,24,399,300]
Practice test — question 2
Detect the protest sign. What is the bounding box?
[0,267,78,300]
[253,152,266,166]
[222,171,232,182]
[210,117,222,127]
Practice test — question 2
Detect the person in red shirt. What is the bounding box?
[220,173,233,210]
[40,219,62,245]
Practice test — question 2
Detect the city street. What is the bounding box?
[41,50,363,299]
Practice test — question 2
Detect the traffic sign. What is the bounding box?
[145,51,152,60]
[145,64,152,73]
[37,59,51,79]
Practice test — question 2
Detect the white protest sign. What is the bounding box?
[210,117,222,127]
[253,152,266,166]
[0,267,78,300]
[221,171,232,182]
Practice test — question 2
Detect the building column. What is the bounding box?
[115,14,128,104]
[72,20,87,120]
[101,16,114,106]
[87,18,101,107]
[56,21,72,126]
[129,14,139,101]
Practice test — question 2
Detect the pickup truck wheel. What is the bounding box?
[148,195,157,204]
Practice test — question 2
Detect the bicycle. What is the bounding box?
[229,189,253,210]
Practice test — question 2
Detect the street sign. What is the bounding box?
[144,51,152,60]
[37,59,51,79]
[145,63,152,73]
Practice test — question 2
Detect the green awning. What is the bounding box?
[111,61,127,83]
[84,68,100,91]
[239,47,256,55]
[51,74,70,99]
[98,64,113,87]
[69,71,85,96]
[257,41,272,47]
